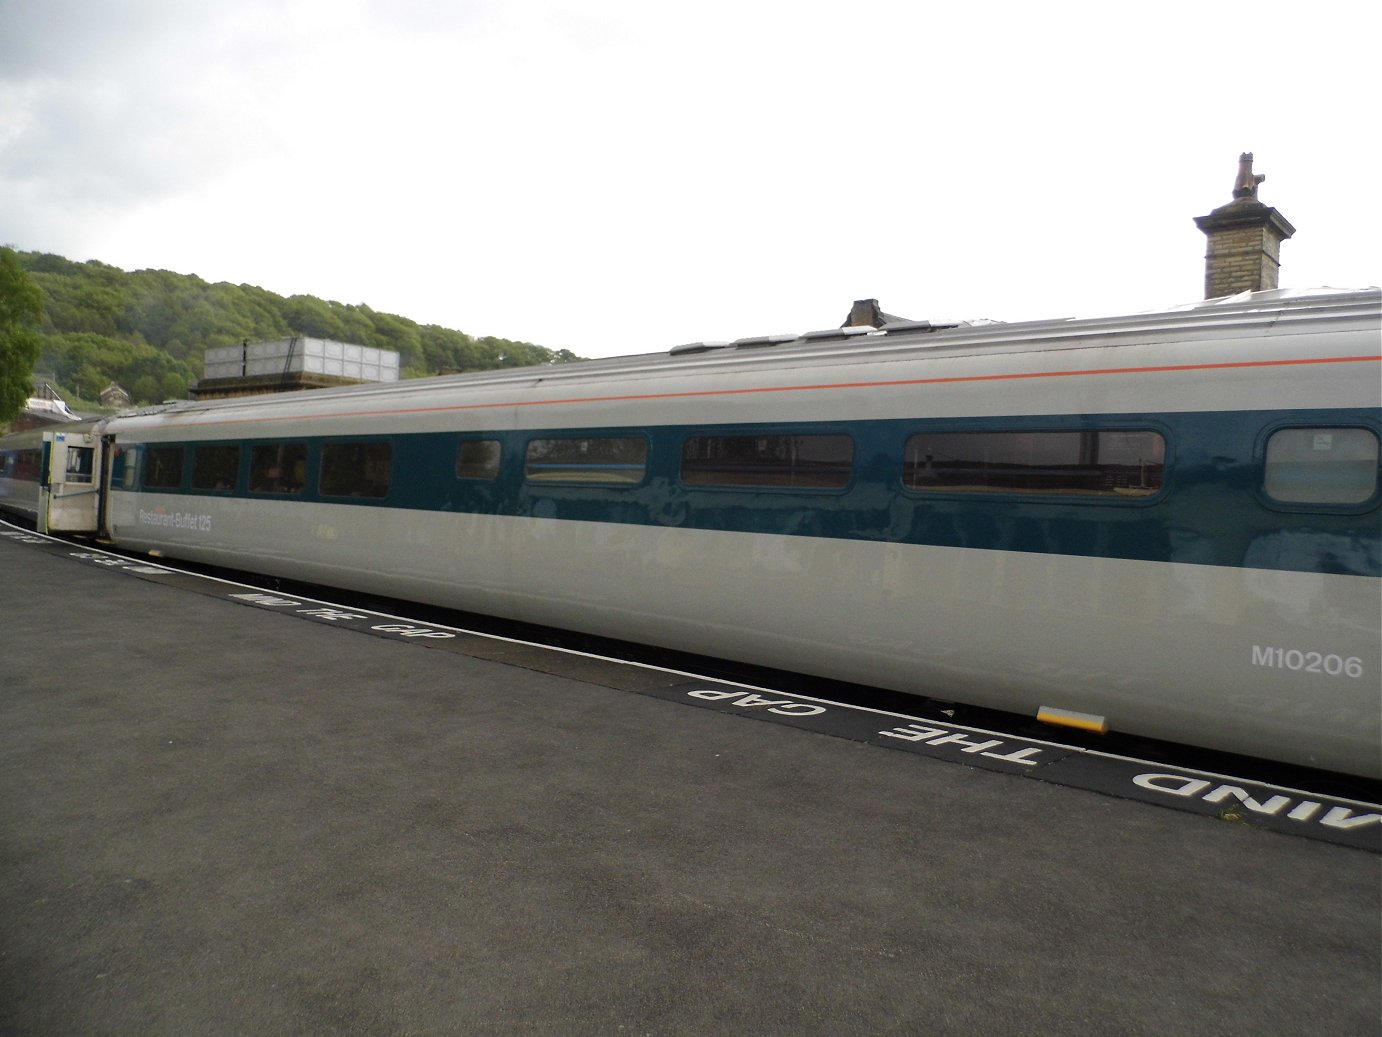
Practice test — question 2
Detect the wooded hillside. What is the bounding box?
[15,252,580,407]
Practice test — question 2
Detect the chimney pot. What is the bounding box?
[1193,153,1296,298]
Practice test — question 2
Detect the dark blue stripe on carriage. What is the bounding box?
[115,407,1382,578]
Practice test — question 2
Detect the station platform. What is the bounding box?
[1,527,1378,1036]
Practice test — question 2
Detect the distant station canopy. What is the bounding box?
[8,381,82,432]
[192,337,401,400]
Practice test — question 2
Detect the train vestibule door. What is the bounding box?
[39,430,103,535]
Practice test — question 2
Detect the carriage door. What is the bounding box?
[39,430,102,535]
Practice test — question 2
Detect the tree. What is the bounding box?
[0,248,44,424]
[12,249,582,400]
[131,375,160,404]
[160,372,188,400]
[281,295,347,340]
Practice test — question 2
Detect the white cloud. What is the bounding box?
[2,0,1378,356]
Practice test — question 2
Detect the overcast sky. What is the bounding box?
[2,0,1378,358]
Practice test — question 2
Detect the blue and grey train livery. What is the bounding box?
[3,288,1379,777]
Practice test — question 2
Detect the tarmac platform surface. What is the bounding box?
[1,530,1378,1036]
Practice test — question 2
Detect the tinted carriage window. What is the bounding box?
[144,446,185,489]
[1264,427,1379,504]
[525,437,647,484]
[250,443,308,494]
[457,439,501,480]
[320,441,392,498]
[192,445,240,491]
[1,450,39,479]
[120,447,139,489]
[681,434,855,488]
[904,430,1165,497]
[65,446,94,484]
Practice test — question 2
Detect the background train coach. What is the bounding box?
[3,288,1379,778]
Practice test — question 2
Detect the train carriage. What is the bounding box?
[5,288,1379,777]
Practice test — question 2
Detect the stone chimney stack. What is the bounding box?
[1193,153,1296,298]
[843,299,887,328]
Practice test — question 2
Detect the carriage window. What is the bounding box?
[1,450,39,479]
[250,443,308,494]
[120,447,139,489]
[65,446,94,484]
[681,434,855,488]
[192,445,241,491]
[525,437,647,483]
[904,430,1165,497]
[457,439,501,480]
[144,446,185,489]
[1264,427,1378,505]
[320,441,392,498]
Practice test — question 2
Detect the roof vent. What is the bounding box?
[731,333,798,350]
[800,325,877,342]
[669,340,732,356]
[878,319,962,334]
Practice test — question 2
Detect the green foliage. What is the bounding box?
[13,251,581,407]
[0,248,45,423]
